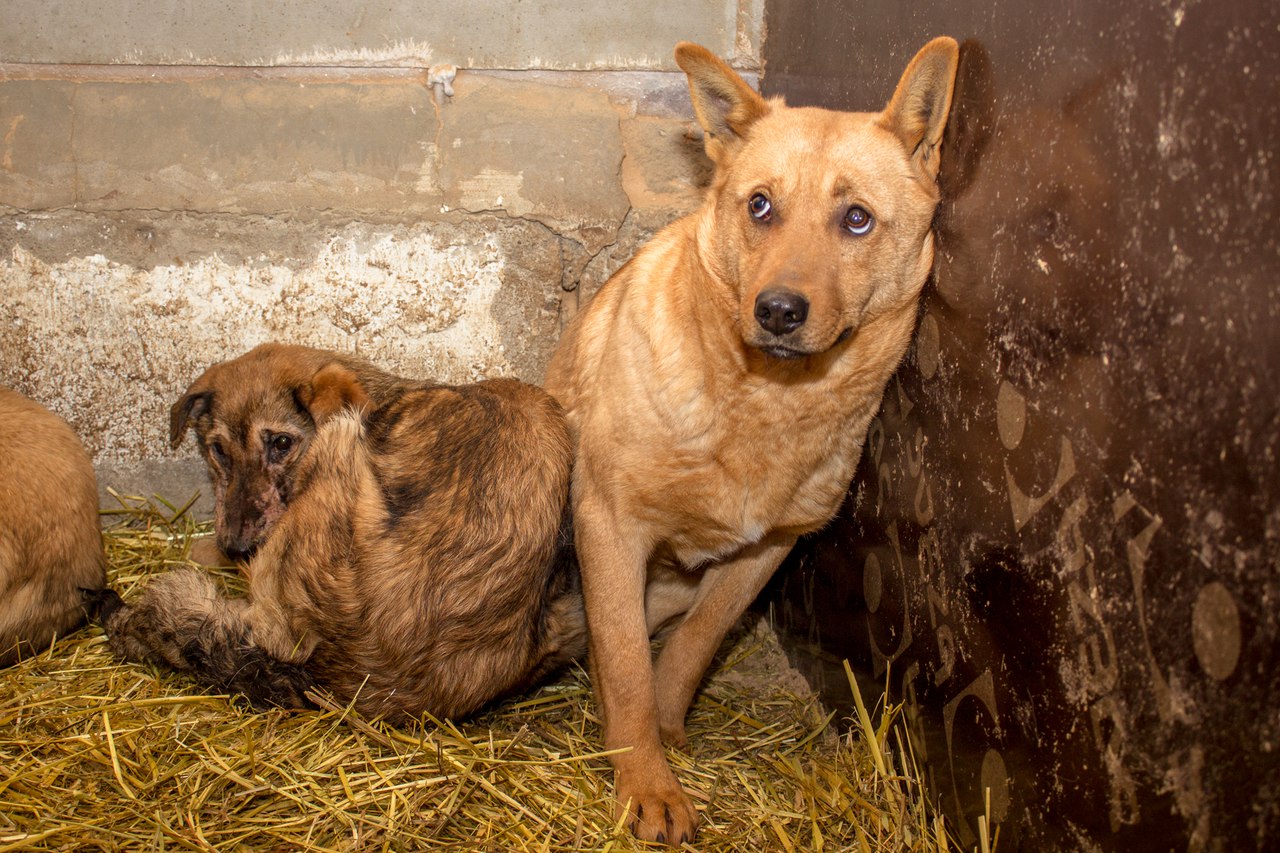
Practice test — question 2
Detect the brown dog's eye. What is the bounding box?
[748,193,772,222]
[267,433,294,463]
[843,206,874,236]
[209,441,228,466]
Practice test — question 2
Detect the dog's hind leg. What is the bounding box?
[520,518,589,687]
[92,569,315,709]
[650,534,796,748]
[522,586,589,689]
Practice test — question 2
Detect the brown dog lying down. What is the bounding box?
[0,388,106,666]
[170,343,411,562]
[544,40,960,843]
[91,365,586,719]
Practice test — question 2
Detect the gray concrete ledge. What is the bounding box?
[0,0,760,71]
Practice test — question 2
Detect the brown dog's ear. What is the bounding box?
[296,364,371,425]
[880,37,961,183]
[170,375,215,449]
[674,41,770,165]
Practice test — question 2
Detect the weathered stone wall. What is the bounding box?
[0,4,752,507]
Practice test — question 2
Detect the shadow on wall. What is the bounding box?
[763,9,1279,851]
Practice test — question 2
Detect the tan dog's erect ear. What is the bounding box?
[937,40,996,200]
[170,371,217,448]
[674,41,771,164]
[880,37,961,182]
[296,364,371,425]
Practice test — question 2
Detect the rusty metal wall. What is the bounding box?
[759,1,1279,850]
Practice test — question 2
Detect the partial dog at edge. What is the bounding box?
[170,342,411,562]
[544,39,960,844]
[0,388,106,666]
[93,365,586,720]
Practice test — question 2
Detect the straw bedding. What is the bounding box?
[0,498,962,852]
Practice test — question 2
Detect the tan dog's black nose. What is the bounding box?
[754,289,809,335]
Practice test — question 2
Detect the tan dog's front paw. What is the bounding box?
[658,718,689,750]
[616,770,699,846]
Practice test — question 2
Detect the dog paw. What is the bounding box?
[187,537,234,568]
[616,771,699,846]
[658,720,689,750]
[81,587,125,625]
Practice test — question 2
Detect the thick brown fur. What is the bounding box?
[0,388,106,666]
[170,343,411,561]
[543,39,960,844]
[97,368,586,721]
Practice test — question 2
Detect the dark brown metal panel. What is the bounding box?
[760,1,1279,850]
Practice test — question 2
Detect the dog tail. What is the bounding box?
[92,568,316,710]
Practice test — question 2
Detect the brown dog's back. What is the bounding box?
[0,388,106,665]
[274,377,582,718]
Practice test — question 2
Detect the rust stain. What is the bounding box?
[2,113,25,171]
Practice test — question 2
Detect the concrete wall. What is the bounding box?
[0,0,764,69]
[1,2,758,507]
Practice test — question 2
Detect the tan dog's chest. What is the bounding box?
[613,381,871,569]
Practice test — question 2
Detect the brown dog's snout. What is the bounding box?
[222,540,255,562]
[219,479,276,561]
[754,289,809,336]
[219,517,258,562]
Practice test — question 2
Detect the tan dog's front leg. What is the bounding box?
[652,535,796,748]
[575,492,699,846]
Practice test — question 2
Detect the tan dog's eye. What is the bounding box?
[843,205,874,236]
[747,193,772,222]
[267,433,295,463]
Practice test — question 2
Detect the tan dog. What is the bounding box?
[93,365,586,720]
[544,39,960,844]
[0,388,106,666]
[170,343,410,561]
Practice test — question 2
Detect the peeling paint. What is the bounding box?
[0,227,512,464]
[518,55,671,72]
[457,168,534,218]
[115,39,437,69]
[260,39,435,69]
